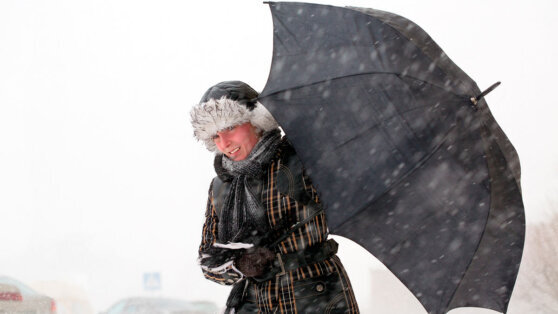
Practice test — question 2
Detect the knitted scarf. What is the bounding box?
[214,129,282,244]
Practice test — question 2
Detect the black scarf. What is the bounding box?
[214,129,282,244]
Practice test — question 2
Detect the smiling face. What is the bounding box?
[213,122,260,161]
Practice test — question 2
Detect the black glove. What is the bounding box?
[235,246,276,277]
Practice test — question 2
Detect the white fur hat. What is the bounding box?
[190,81,279,152]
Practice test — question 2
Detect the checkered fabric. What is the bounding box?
[199,144,359,313]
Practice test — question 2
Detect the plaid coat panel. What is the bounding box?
[198,145,359,313]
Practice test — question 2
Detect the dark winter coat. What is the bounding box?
[198,139,360,313]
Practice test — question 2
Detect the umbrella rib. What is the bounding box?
[333,124,456,231]
[261,72,471,102]
[359,80,431,155]
[272,14,303,53]
[332,102,434,152]
[346,5,474,94]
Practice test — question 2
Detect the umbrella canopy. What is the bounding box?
[258,2,525,314]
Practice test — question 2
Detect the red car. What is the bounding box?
[0,275,56,314]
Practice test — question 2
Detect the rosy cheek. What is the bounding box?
[213,139,224,152]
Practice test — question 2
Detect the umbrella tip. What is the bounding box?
[471,81,502,106]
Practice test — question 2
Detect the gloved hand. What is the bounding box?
[235,246,276,277]
[199,246,243,269]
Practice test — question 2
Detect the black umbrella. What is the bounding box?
[258,2,525,314]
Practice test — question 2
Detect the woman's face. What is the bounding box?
[213,122,260,161]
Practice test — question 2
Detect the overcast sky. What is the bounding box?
[1,0,556,312]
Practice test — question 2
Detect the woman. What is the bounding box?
[190,81,359,313]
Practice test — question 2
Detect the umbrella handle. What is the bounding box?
[471,81,501,106]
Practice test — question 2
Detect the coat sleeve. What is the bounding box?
[198,181,245,286]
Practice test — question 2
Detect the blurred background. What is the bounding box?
[1,0,557,313]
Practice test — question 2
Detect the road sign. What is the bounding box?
[143,272,161,291]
